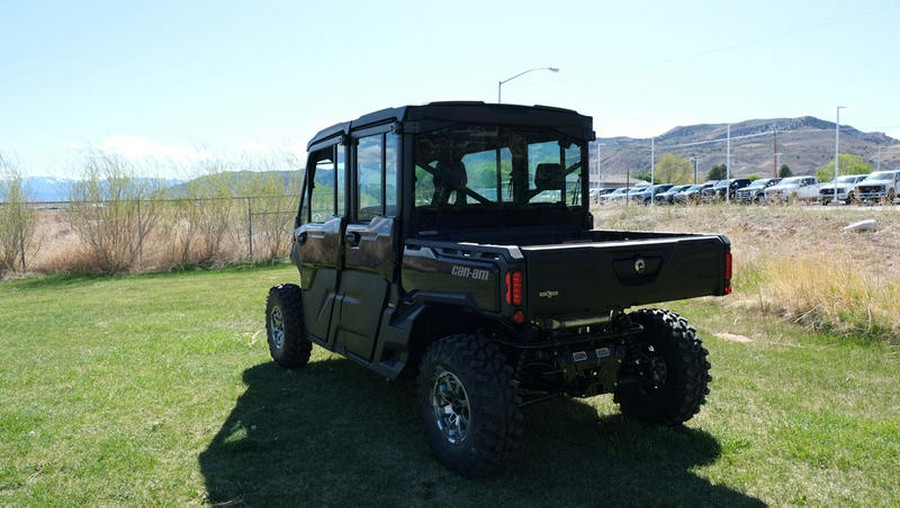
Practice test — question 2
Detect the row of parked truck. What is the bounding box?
[594,170,900,206]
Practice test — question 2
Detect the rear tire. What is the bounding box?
[615,309,711,425]
[417,334,523,477]
[265,284,312,369]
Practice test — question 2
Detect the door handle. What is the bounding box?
[344,231,361,246]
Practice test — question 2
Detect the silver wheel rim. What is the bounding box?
[270,306,286,349]
[430,367,470,444]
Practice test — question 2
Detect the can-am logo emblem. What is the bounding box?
[634,258,646,274]
[538,290,559,299]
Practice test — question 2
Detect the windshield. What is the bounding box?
[413,126,587,211]
[747,180,768,188]
[777,177,804,185]
[864,172,894,181]
[835,175,862,183]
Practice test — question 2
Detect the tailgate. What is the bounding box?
[520,235,730,320]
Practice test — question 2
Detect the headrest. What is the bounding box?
[534,163,563,189]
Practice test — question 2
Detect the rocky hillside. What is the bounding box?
[592,116,900,183]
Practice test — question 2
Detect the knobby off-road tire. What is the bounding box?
[265,284,312,369]
[615,308,711,425]
[417,334,523,477]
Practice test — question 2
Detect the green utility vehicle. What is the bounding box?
[266,102,732,476]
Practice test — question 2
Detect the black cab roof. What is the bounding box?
[307,101,595,150]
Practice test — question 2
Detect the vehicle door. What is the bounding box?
[332,128,400,362]
[800,177,819,199]
[296,141,348,345]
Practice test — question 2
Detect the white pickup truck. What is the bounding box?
[855,170,900,204]
[764,176,820,203]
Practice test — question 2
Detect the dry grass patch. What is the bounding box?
[594,204,900,343]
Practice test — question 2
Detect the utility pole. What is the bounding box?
[773,129,778,178]
[689,154,702,184]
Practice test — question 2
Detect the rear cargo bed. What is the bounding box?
[521,231,730,321]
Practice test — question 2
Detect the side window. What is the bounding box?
[385,134,398,215]
[357,135,383,221]
[336,143,346,217]
[308,149,334,223]
[415,163,435,206]
[304,143,345,224]
[354,132,399,221]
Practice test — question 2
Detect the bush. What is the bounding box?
[158,172,239,268]
[0,154,38,276]
[66,152,163,273]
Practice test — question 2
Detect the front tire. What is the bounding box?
[265,284,312,369]
[615,309,711,425]
[417,334,523,477]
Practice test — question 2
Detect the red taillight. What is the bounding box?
[724,251,733,295]
[513,310,526,323]
[505,272,511,305]
[505,269,525,306]
[511,270,524,305]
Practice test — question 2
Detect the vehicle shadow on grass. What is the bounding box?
[199,360,764,506]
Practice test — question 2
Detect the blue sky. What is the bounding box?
[2,0,899,178]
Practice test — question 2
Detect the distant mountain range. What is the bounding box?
[18,173,300,202]
[592,116,900,183]
[19,177,185,202]
[16,116,900,200]
[164,170,300,197]
[20,176,82,202]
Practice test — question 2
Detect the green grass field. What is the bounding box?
[1,266,897,505]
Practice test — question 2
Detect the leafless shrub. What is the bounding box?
[66,152,163,273]
[158,173,241,268]
[0,153,38,276]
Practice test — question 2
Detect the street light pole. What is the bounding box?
[726,124,731,204]
[834,106,846,203]
[498,67,559,103]
[649,137,655,206]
